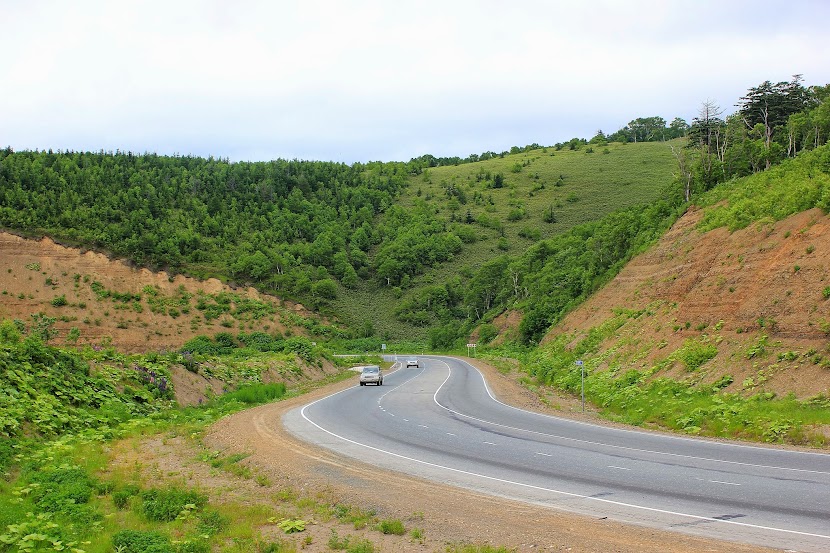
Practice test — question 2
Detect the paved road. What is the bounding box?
[283,356,830,552]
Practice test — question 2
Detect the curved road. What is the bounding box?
[283,356,830,552]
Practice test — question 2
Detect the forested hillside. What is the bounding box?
[0,143,677,343]
[0,152,408,313]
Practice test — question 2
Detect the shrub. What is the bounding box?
[141,487,207,522]
[28,466,95,513]
[507,208,526,221]
[518,227,540,240]
[376,518,406,535]
[197,509,229,536]
[676,339,718,371]
[477,323,498,344]
[50,295,68,307]
[112,530,173,553]
[113,486,140,510]
[0,319,21,344]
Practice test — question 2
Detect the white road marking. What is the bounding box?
[483,441,497,445]
[710,480,741,486]
[419,425,429,429]
[536,452,552,457]
[447,432,456,436]
[432,357,830,476]
[608,466,631,471]
[299,395,830,542]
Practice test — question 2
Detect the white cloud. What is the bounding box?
[2,0,829,162]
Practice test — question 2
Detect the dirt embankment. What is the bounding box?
[0,231,315,353]
[545,207,830,399]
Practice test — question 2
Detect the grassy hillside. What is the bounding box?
[333,141,677,340]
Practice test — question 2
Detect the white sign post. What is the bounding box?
[576,360,585,412]
[467,343,477,357]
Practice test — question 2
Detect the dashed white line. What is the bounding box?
[608,466,631,471]
[447,432,456,436]
[710,480,741,486]
[536,452,552,457]
[419,425,429,429]
[483,441,497,445]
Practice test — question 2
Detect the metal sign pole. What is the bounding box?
[576,360,584,412]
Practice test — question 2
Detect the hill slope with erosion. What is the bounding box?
[0,231,323,353]
[557,205,830,399]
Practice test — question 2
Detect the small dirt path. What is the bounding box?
[203,358,775,552]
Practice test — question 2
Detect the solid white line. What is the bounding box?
[298,398,830,541]
[431,357,830,476]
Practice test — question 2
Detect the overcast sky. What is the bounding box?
[3,0,829,164]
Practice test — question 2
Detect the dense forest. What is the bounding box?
[2,75,828,346]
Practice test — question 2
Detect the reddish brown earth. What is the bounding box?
[547,207,830,401]
[0,231,316,353]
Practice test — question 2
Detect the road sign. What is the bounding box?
[466,343,476,348]
[381,344,386,350]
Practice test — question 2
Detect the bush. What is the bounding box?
[50,295,68,307]
[376,518,406,535]
[181,335,220,355]
[676,339,718,371]
[0,319,21,344]
[477,323,498,344]
[28,466,95,513]
[113,486,140,510]
[197,509,229,536]
[141,487,207,522]
[112,530,173,553]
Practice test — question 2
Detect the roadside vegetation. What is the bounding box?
[486,310,830,446]
[0,317,459,552]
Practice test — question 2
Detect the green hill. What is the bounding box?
[332,141,678,340]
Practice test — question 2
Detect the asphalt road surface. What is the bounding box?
[283,356,830,552]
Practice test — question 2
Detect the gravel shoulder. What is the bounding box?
[202,357,776,552]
